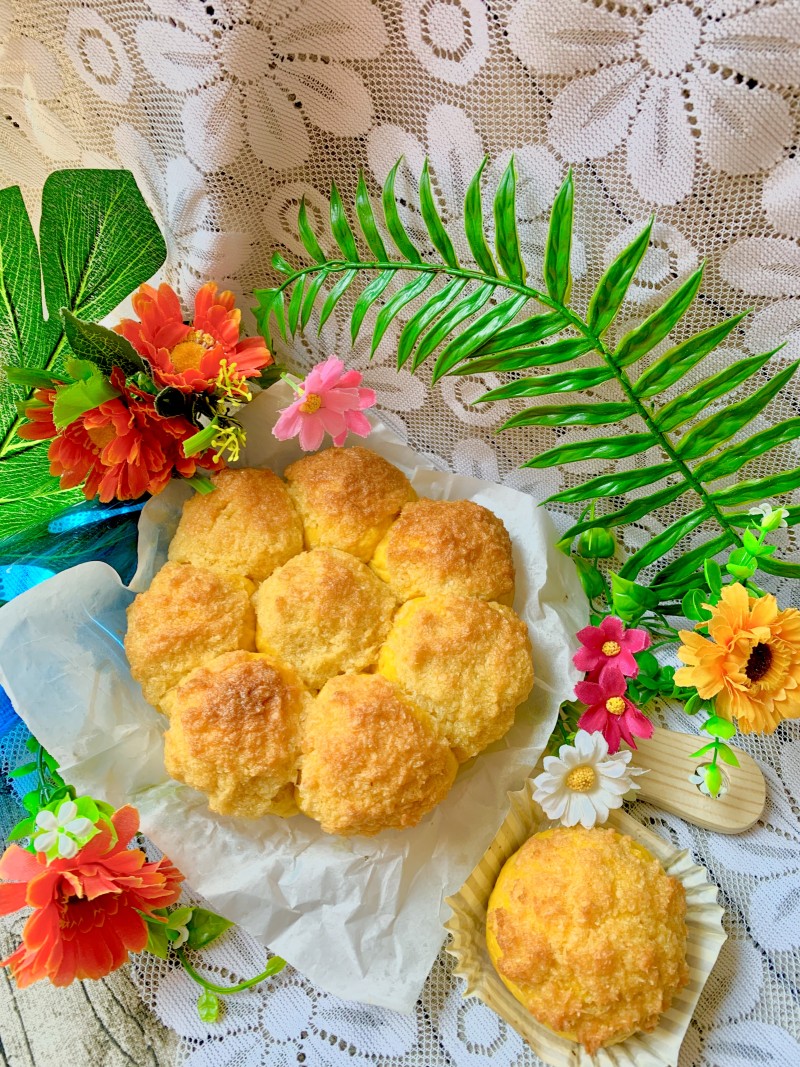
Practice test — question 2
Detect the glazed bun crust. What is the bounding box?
[285,446,416,561]
[162,651,310,818]
[487,827,689,1055]
[168,467,303,582]
[296,673,458,836]
[370,498,515,604]
[378,594,534,761]
[125,562,256,707]
[255,548,396,690]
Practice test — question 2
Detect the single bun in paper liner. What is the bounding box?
[444,780,726,1067]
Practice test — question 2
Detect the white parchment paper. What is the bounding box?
[0,384,586,1012]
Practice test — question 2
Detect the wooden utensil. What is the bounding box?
[632,726,766,834]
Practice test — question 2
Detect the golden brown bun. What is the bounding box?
[162,651,311,818]
[284,446,417,561]
[370,499,515,604]
[378,594,534,761]
[486,827,689,1055]
[125,562,256,707]
[296,674,457,836]
[168,467,303,582]
[254,548,396,690]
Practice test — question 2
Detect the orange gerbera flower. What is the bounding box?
[675,582,800,733]
[115,281,272,393]
[0,806,183,987]
[17,370,221,502]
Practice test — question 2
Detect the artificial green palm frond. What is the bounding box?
[254,159,800,603]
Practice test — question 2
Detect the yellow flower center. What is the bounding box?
[565,766,596,792]
[299,392,322,414]
[605,696,626,715]
[169,341,209,372]
[601,640,621,657]
[86,424,115,451]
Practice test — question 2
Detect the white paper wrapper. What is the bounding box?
[445,780,727,1067]
[0,383,586,1012]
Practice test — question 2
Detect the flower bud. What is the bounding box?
[576,526,617,559]
[703,763,723,798]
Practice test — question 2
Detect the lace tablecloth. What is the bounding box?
[1,0,800,1062]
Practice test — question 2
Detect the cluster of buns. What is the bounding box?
[125,447,535,836]
[487,827,690,1053]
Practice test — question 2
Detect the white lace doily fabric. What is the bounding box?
[1,0,800,1064]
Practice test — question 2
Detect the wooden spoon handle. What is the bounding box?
[631,726,766,834]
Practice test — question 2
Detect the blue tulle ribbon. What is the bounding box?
[0,498,144,738]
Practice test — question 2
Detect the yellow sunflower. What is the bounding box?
[675,582,800,733]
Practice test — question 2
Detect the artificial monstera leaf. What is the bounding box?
[0,170,166,540]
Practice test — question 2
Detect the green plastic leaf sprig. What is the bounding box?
[255,160,799,609]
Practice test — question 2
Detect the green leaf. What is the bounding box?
[271,251,294,274]
[684,693,705,716]
[716,744,740,767]
[40,169,167,328]
[463,157,496,276]
[355,171,388,261]
[475,365,613,402]
[742,528,774,556]
[614,265,704,368]
[7,816,35,842]
[458,336,594,376]
[522,433,655,469]
[252,288,284,349]
[676,361,800,461]
[752,556,800,579]
[318,269,358,331]
[145,921,170,960]
[560,482,687,543]
[9,761,37,778]
[329,180,359,261]
[690,742,718,760]
[197,991,220,1024]
[186,908,234,951]
[656,349,778,433]
[397,278,468,369]
[350,270,395,342]
[710,466,800,508]
[704,559,723,596]
[493,158,525,283]
[587,218,653,336]
[371,272,434,357]
[0,442,84,540]
[419,158,458,267]
[652,532,735,587]
[412,282,494,371]
[543,171,573,303]
[635,650,660,678]
[500,401,636,430]
[682,589,712,621]
[287,276,306,335]
[546,461,677,504]
[618,507,709,580]
[610,572,659,622]
[693,416,800,483]
[297,197,326,263]
[472,311,567,357]
[433,292,529,381]
[702,715,736,740]
[61,312,145,377]
[633,311,749,398]
[573,556,608,599]
[726,546,757,580]
[300,271,330,331]
[382,159,421,263]
[167,906,194,930]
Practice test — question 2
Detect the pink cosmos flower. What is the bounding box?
[273,356,376,452]
[575,665,654,754]
[573,616,651,678]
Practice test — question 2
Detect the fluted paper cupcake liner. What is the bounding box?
[445,780,726,1067]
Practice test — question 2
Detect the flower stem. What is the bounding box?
[176,950,286,995]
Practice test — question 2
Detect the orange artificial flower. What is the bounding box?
[17,370,221,502]
[0,806,183,988]
[675,583,800,733]
[115,281,272,393]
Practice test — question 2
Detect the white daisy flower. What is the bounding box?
[748,502,789,531]
[33,801,94,860]
[533,730,647,829]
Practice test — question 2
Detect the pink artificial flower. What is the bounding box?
[575,665,654,754]
[273,356,376,451]
[573,616,650,677]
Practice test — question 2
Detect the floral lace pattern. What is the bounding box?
[1,0,800,1063]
